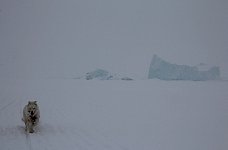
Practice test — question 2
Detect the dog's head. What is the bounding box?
[27,101,38,116]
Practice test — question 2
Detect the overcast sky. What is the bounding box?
[0,0,227,79]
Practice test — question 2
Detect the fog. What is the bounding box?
[0,0,227,79]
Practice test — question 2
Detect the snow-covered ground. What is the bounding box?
[0,78,228,150]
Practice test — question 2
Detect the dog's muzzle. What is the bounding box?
[28,110,35,116]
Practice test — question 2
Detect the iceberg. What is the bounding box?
[85,69,115,80]
[76,69,134,80]
[148,55,220,81]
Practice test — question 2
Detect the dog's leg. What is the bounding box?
[24,118,33,133]
[25,123,28,132]
[29,122,33,133]
[23,119,28,132]
[26,122,33,133]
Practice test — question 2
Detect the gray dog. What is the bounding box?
[22,101,40,133]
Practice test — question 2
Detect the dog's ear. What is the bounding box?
[28,101,32,105]
[34,101,37,104]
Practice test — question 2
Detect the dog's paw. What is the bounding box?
[29,129,34,133]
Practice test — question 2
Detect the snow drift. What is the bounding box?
[148,55,220,81]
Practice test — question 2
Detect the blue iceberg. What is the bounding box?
[148,55,220,81]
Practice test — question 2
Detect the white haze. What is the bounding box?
[0,0,227,79]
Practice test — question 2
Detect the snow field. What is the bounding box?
[0,79,228,150]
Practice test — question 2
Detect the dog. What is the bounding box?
[22,101,40,133]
